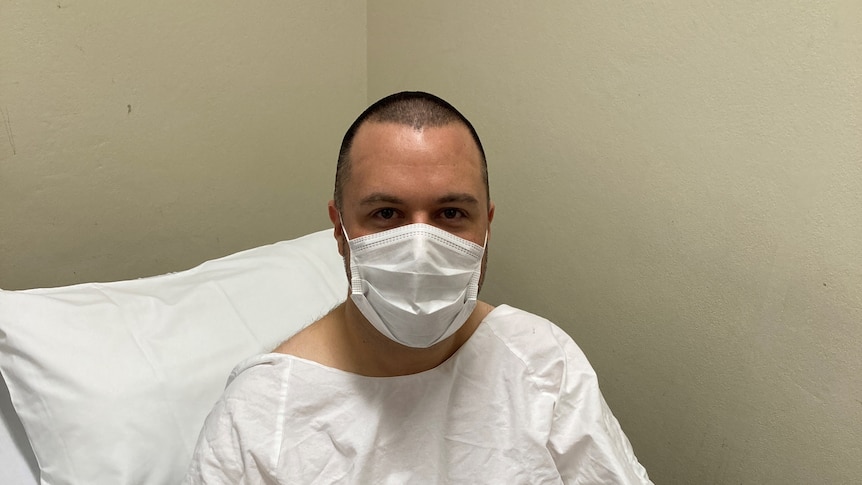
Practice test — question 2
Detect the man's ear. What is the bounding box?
[328,200,345,256]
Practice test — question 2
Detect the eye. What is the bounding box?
[374,208,397,220]
[441,208,466,220]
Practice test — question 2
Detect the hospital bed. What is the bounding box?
[0,230,346,485]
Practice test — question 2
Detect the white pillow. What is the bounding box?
[0,229,346,485]
[0,375,38,485]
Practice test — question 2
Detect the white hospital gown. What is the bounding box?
[183,305,652,484]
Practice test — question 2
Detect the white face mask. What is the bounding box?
[342,222,486,348]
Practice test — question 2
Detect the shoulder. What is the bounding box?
[191,354,295,465]
[201,353,338,443]
[479,304,596,389]
[185,354,300,482]
[216,353,295,409]
[272,303,346,367]
[272,320,323,357]
[482,305,585,358]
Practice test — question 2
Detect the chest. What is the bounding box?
[268,348,562,483]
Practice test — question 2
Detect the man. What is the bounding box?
[184,92,651,483]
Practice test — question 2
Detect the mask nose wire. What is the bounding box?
[340,214,487,250]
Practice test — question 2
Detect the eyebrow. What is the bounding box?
[436,193,480,205]
[359,193,405,206]
[358,192,480,206]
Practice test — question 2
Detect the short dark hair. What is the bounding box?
[334,91,488,211]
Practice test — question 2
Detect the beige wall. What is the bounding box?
[2,1,861,483]
[0,1,366,290]
[368,1,861,483]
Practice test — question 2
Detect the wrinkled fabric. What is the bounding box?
[183,305,652,484]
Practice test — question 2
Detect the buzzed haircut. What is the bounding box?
[334,91,488,211]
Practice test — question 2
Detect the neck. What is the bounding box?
[333,299,490,377]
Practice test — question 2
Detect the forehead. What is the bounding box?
[344,121,486,200]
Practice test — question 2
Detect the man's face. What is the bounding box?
[328,121,494,279]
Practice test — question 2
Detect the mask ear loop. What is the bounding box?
[339,214,365,296]
[462,229,488,302]
[337,213,352,244]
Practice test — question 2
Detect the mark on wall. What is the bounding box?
[1,106,15,155]
[127,104,132,115]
